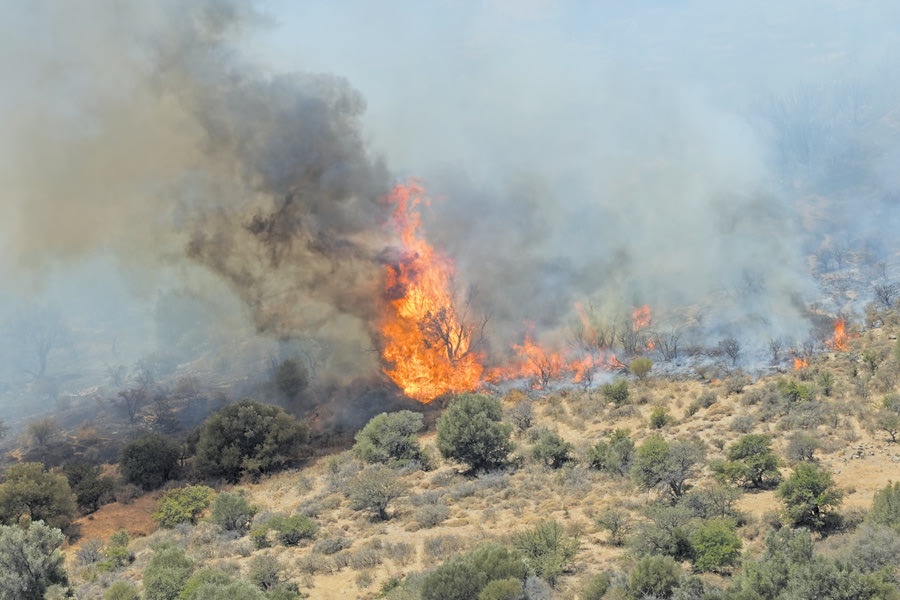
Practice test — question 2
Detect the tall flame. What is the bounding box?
[379,182,483,402]
[825,319,850,352]
[793,356,808,370]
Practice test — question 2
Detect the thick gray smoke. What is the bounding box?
[3,0,900,402]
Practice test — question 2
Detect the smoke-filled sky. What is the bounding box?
[2,0,900,395]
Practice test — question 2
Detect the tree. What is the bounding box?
[119,433,181,490]
[691,518,742,572]
[152,485,214,528]
[873,283,899,309]
[26,417,60,446]
[61,461,115,513]
[786,432,820,462]
[352,410,424,465]
[194,400,309,482]
[531,431,574,469]
[876,411,900,443]
[346,464,406,520]
[629,357,653,381]
[632,436,706,500]
[436,394,512,472]
[777,463,843,531]
[274,358,308,401]
[719,337,741,365]
[649,406,672,429]
[0,463,76,529]
[116,387,148,425]
[711,434,781,488]
[209,491,257,533]
[143,545,194,600]
[0,521,67,600]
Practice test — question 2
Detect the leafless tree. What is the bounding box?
[719,337,741,365]
[7,305,70,378]
[655,330,680,361]
[419,284,488,364]
[117,387,148,425]
[767,338,784,364]
[874,283,900,309]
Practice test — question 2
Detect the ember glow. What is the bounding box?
[825,319,851,352]
[379,182,484,402]
[793,356,808,370]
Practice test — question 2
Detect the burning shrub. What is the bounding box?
[194,400,309,483]
[352,410,425,466]
[436,394,512,472]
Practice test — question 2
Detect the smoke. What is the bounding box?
[3,0,900,396]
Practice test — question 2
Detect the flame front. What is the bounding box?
[379,182,483,402]
[793,356,808,370]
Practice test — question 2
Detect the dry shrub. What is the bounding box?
[423,534,466,560]
[413,503,450,528]
[383,540,416,566]
[349,547,383,570]
[296,552,333,575]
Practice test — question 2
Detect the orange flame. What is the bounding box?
[793,357,808,370]
[824,319,851,352]
[379,182,483,402]
[632,304,655,351]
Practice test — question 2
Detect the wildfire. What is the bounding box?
[379,182,483,402]
[824,319,851,352]
[793,356,808,370]
[632,304,655,351]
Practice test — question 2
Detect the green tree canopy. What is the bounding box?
[777,463,843,531]
[436,394,512,472]
[712,434,782,488]
[352,410,424,465]
[119,433,181,491]
[632,436,706,500]
[0,462,76,529]
[0,520,67,600]
[194,400,309,483]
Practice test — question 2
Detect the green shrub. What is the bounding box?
[650,406,672,429]
[587,429,634,476]
[193,581,266,600]
[778,379,812,402]
[596,507,631,546]
[632,436,705,500]
[104,581,141,600]
[601,379,630,406]
[629,358,653,381]
[581,573,611,600]
[414,503,451,528]
[144,546,194,600]
[248,553,283,591]
[785,432,820,462]
[209,491,257,533]
[152,485,215,528]
[777,463,843,531]
[627,555,681,599]
[62,461,115,513]
[353,411,425,465]
[194,400,309,483]
[479,578,523,600]
[103,529,133,569]
[179,568,232,600]
[512,520,578,585]
[271,514,318,546]
[119,434,181,490]
[436,394,512,472]
[690,518,742,572]
[867,481,900,530]
[420,543,526,600]
[531,431,574,469]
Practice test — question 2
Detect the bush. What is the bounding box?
[347,464,407,520]
[596,507,631,546]
[104,581,140,600]
[777,463,843,531]
[194,400,309,483]
[587,429,634,476]
[313,536,352,555]
[478,578,523,600]
[629,358,653,381]
[778,379,812,402]
[271,514,318,546]
[786,432,820,462]
[0,462,76,529]
[630,503,694,561]
[867,481,900,530]
[601,379,630,406]
[507,400,534,433]
[650,406,672,429]
[512,520,578,585]
[103,529,134,569]
[119,433,181,490]
[153,485,215,528]
[414,503,450,528]
[581,573,611,600]
[209,491,257,533]
[420,543,526,600]
[179,568,232,600]
[144,546,194,600]
[0,521,67,600]
[690,518,742,572]
[436,394,512,472]
[711,434,781,489]
[531,431,574,469]
[627,555,681,599]
[353,411,425,465]
[248,553,283,591]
